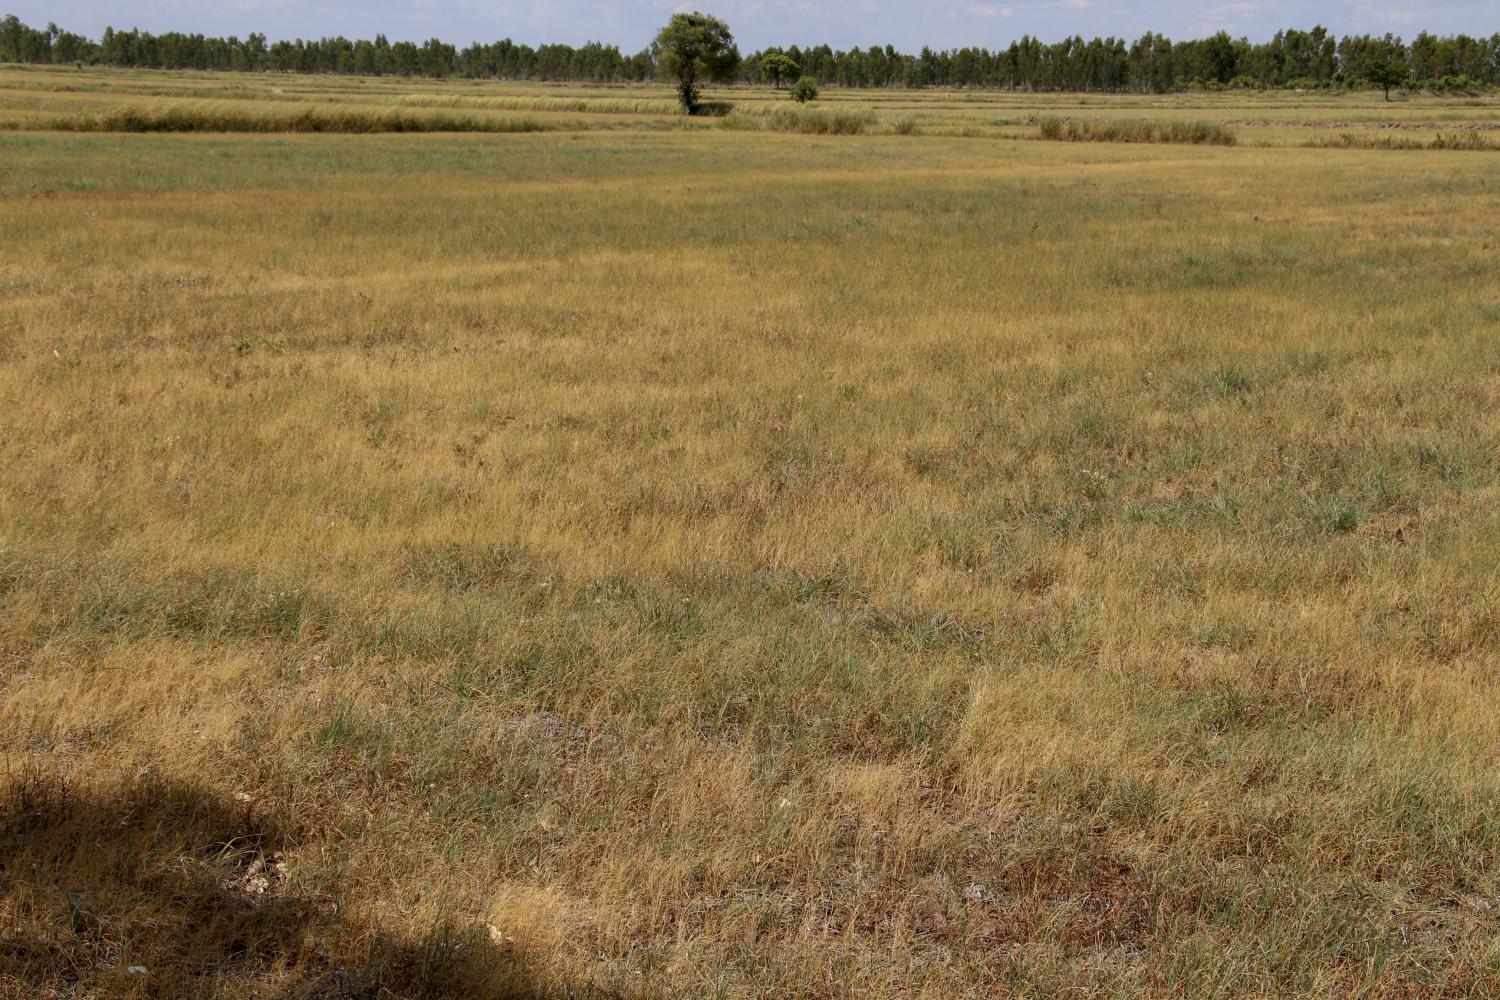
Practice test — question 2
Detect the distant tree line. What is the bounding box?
[751,30,1499,91]
[2,15,1497,91]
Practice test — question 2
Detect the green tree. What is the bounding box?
[790,75,819,103]
[0,14,24,61]
[1365,56,1410,99]
[654,12,739,114]
[760,52,799,87]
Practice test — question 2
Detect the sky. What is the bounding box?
[10,0,1498,51]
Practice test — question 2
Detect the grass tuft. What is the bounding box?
[767,106,878,134]
[1036,114,1237,145]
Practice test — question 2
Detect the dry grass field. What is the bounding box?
[2,66,1500,998]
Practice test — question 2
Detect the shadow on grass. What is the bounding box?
[0,769,557,999]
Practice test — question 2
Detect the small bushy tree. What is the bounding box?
[654,13,739,115]
[1365,58,1410,100]
[790,76,819,103]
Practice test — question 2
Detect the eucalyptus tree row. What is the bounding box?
[3,13,1496,91]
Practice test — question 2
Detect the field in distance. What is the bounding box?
[2,67,1500,998]
[3,63,1500,145]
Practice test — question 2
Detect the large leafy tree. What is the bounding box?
[654,13,739,114]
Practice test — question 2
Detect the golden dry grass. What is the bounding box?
[2,66,1500,999]
[4,63,1500,142]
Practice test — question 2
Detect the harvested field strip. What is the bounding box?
[1223,118,1500,130]
[8,106,564,134]
[1303,131,1500,150]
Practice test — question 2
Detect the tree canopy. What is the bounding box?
[759,52,800,87]
[2,15,1496,94]
[790,76,819,103]
[1365,56,1412,99]
[653,13,740,113]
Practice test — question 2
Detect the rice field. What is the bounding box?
[2,64,1500,999]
